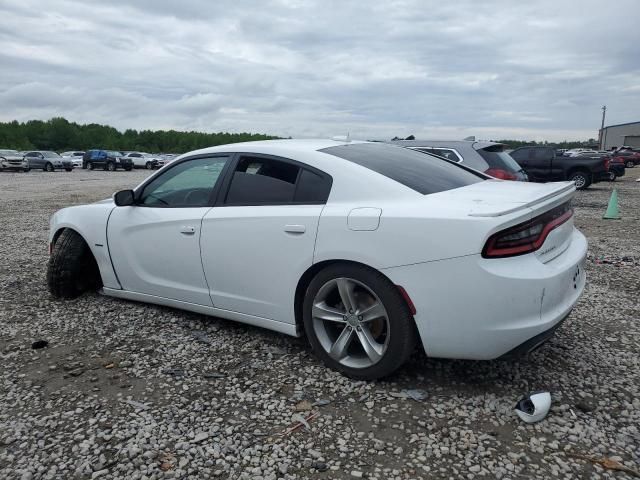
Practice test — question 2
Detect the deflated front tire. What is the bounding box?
[47,229,101,299]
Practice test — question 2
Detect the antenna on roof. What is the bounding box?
[331,133,351,142]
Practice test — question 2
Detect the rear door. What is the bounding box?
[200,154,332,323]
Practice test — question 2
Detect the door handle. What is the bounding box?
[180,226,196,235]
[284,224,306,234]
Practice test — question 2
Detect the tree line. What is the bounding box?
[0,118,599,153]
[0,118,279,153]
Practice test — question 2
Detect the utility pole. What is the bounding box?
[599,105,606,150]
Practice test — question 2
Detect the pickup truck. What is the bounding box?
[83,150,133,171]
[509,146,608,190]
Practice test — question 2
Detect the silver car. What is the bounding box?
[0,149,29,172]
[389,139,528,181]
[24,151,73,172]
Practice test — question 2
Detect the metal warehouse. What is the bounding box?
[600,120,640,150]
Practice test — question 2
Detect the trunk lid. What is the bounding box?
[438,179,575,218]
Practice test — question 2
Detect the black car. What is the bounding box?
[83,150,133,171]
[509,146,609,190]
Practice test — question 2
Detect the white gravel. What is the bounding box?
[1,169,639,479]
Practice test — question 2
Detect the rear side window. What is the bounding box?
[477,145,523,171]
[294,169,331,203]
[320,143,482,195]
[225,156,332,205]
[532,148,553,160]
[509,148,529,161]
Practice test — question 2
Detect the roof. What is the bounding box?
[187,138,365,156]
[602,120,640,130]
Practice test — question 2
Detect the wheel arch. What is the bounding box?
[50,227,103,287]
[294,259,415,334]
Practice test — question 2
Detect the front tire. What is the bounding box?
[47,229,101,299]
[303,264,416,380]
[145,161,153,170]
[106,161,115,171]
[625,160,634,168]
[569,171,591,190]
[88,162,94,170]
[608,170,617,181]
[45,162,54,172]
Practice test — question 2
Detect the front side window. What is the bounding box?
[140,156,229,207]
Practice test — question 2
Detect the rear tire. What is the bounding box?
[65,168,72,172]
[608,171,617,181]
[303,263,417,380]
[625,160,634,168]
[568,171,591,190]
[47,229,101,299]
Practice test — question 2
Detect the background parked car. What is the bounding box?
[24,151,73,172]
[611,150,640,168]
[608,155,626,181]
[61,151,85,168]
[123,152,160,169]
[509,146,608,189]
[84,150,133,171]
[389,140,528,181]
[0,149,29,172]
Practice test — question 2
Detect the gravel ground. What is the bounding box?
[1,169,639,480]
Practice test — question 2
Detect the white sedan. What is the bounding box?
[47,140,587,379]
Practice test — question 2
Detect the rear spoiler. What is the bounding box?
[469,182,575,218]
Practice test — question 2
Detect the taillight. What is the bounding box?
[604,158,610,170]
[482,202,573,258]
[485,168,518,181]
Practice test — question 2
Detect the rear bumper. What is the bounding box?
[382,228,587,360]
[499,311,570,358]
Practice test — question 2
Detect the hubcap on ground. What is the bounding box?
[311,277,390,369]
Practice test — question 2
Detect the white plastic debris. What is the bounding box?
[515,391,551,423]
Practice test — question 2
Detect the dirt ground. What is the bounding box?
[1,168,638,480]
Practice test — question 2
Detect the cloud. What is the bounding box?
[0,0,638,141]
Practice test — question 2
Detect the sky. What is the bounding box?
[1,0,639,142]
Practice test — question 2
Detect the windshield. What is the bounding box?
[107,151,121,157]
[0,150,18,155]
[476,146,523,172]
[43,151,61,158]
[320,143,483,195]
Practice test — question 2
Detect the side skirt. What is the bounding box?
[101,288,300,337]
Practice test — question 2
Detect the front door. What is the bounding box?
[107,155,230,306]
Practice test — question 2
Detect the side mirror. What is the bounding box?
[114,189,135,206]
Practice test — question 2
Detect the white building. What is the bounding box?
[600,121,640,150]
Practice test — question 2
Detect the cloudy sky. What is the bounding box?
[1,0,639,141]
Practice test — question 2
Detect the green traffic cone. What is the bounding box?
[603,189,620,219]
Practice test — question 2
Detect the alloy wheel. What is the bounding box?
[311,277,390,369]
[573,174,586,188]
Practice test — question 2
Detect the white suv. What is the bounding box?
[123,152,161,169]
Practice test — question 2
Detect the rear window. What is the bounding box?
[320,143,483,195]
[477,145,523,172]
